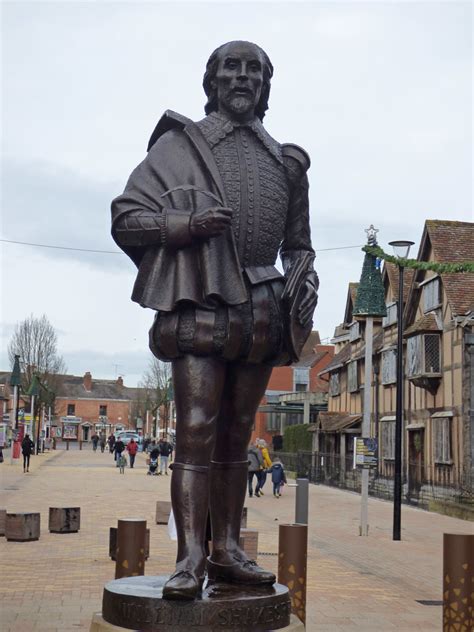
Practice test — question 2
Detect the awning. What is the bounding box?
[406,423,425,430]
[431,411,454,418]
[317,412,362,433]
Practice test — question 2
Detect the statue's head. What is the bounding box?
[203,41,273,121]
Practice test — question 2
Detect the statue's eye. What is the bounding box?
[225,60,238,69]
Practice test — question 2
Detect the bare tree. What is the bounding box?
[138,356,172,436]
[7,314,66,398]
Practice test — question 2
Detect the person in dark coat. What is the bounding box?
[267,458,287,497]
[114,438,125,466]
[107,434,116,455]
[21,434,35,473]
[247,443,264,497]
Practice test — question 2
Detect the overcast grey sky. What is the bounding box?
[1,0,472,386]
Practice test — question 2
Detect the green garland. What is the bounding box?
[363,245,474,274]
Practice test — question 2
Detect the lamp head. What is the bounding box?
[388,240,415,259]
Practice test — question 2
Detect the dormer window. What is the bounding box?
[382,302,397,327]
[422,277,441,313]
[349,321,361,342]
[407,334,441,377]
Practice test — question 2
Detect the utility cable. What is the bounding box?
[0,237,364,254]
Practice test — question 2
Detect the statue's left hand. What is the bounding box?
[298,277,318,327]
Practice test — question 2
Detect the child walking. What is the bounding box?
[268,458,287,497]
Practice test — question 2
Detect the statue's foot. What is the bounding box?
[162,568,204,600]
[207,555,276,585]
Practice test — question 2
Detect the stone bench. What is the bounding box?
[49,507,81,533]
[6,512,40,541]
[239,527,258,560]
[155,500,171,525]
[0,509,6,537]
[109,527,150,561]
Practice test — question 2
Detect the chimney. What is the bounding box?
[83,371,92,392]
[117,376,124,387]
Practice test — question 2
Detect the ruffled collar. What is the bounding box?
[197,111,283,164]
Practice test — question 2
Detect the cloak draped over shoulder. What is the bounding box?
[111,114,248,312]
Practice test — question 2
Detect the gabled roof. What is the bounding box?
[406,220,474,322]
[318,343,352,375]
[57,375,130,400]
[343,283,359,324]
[383,262,415,304]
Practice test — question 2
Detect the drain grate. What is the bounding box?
[258,552,278,557]
[416,600,443,606]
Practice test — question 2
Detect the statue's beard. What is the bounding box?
[227,95,254,115]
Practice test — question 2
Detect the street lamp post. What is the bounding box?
[388,240,414,541]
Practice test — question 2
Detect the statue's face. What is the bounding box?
[213,42,264,121]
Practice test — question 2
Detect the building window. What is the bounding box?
[382,422,395,460]
[99,405,107,417]
[293,367,310,392]
[381,349,397,385]
[349,321,361,342]
[382,302,397,327]
[348,361,359,393]
[433,417,451,464]
[329,372,340,397]
[407,334,441,377]
[67,404,75,416]
[423,277,441,313]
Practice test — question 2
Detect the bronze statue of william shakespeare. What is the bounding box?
[111,41,318,601]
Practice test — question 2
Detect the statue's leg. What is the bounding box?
[163,355,226,600]
[208,361,276,585]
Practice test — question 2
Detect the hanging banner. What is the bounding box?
[353,437,378,469]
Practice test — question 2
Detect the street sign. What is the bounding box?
[353,437,378,469]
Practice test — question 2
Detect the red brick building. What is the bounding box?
[251,332,335,447]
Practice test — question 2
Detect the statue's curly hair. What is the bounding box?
[202,41,273,121]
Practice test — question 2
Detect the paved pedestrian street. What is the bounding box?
[0,446,470,631]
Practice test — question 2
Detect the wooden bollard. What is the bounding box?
[6,512,40,541]
[155,500,171,525]
[0,509,6,536]
[443,533,474,631]
[278,524,308,625]
[239,527,258,560]
[241,506,248,528]
[115,518,147,579]
[109,526,150,561]
[49,507,80,533]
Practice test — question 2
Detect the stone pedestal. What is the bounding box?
[0,509,6,536]
[155,501,171,525]
[49,507,81,533]
[97,576,295,631]
[90,613,304,632]
[6,512,40,541]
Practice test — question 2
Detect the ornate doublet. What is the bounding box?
[196,112,290,267]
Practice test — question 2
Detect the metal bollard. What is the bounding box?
[443,533,474,631]
[295,478,309,525]
[115,518,147,579]
[278,523,308,625]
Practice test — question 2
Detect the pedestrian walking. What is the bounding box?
[99,432,106,453]
[248,442,264,497]
[267,458,287,497]
[114,438,125,467]
[21,434,35,473]
[91,433,99,452]
[127,438,138,468]
[107,434,116,455]
[256,439,272,496]
[158,436,173,475]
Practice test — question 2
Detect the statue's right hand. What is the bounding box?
[189,207,233,239]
